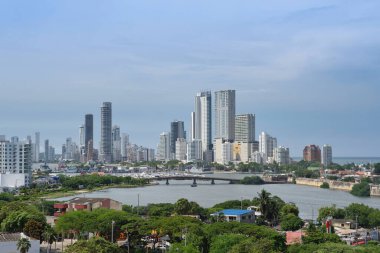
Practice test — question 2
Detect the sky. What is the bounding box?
[0,0,379,157]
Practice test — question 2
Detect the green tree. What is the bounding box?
[280,203,299,218]
[168,243,200,253]
[23,219,45,242]
[209,234,245,253]
[43,226,57,253]
[174,198,192,215]
[17,238,31,253]
[255,190,282,225]
[373,163,380,175]
[280,214,304,231]
[317,205,345,223]
[302,231,342,244]
[345,203,373,228]
[351,181,370,197]
[229,238,281,253]
[320,182,330,189]
[65,237,122,253]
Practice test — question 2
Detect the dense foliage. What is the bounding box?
[240,176,264,185]
[351,181,370,197]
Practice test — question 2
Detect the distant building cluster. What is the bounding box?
[156,90,294,165]
[1,89,336,188]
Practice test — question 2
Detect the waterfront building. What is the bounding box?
[175,138,187,162]
[112,125,121,162]
[273,146,290,165]
[44,139,49,163]
[0,137,32,187]
[235,114,255,143]
[259,132,277,160]
[232,142,252,163]
[322,144,333,167]
[303,144,321,163]
[156,132,171,161]
[84,114,93,161]
[170,121,186,159]
[214,138,233,164]
[34,132,40,162]
[187,139,202,162]
[194,91,212,160]
[100,102,112,163]
[214,90,236,142]
[121,133,129,161]
[53,197,122,217]
[252,151,267,165]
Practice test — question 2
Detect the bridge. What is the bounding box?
[149,175,241,186]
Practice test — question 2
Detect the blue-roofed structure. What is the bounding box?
[211,209,255,223]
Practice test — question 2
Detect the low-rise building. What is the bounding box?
[54,197,122,217]
[0,232,40,253]
[211,209,255,223]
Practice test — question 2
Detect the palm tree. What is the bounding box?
[258,189,271,220]
[43,227,56,253]
[17,237,31,253]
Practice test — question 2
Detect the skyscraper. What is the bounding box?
[322,144,333,167]
[303,145,321,162]
[100,102,112,163]
[112,125,121,162]
[79,125,85,147]
[44,139,49,163]
[214,90,235,142]
[157,132,171,161]
[121,133,129,161]
[235,114,255,143]
[170,121,185,158]
[34,132,40,162]
[259,132,277,159]
[194,91,212,160]
[273,146,290,165]
[84,114,94,161]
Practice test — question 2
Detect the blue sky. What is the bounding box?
[0,0,379,157]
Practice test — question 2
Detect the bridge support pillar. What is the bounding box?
[192,178,197,186]
[211,179,215,185]
[229,180,233,184]
[166,179,169,185]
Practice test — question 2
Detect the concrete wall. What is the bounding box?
[295,178,354,191]
[0,173,28,188]
[0,239,39,253]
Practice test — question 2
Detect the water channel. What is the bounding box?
[55,173,380,219]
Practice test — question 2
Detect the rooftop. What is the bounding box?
[216,209,254,216]
[67,197,111,204]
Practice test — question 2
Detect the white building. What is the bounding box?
[0,137,32,188]
[322,144,333,168]
[252,151,267,165]
[259,132,277,161]
[121,133,129,161]
[235,114,255,143]
[214,139,233,164]
[273,146,290,165]
[34,132,40,162]
[175,138,187,162]
[187,140,202,162]
[214,90,236,142]
[156,132,171,161]
[194,91,212,160]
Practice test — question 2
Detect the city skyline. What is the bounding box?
[0,1,380,156]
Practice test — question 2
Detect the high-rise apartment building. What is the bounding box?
[175,138,187,162]
[273,146,290,165]
[235,114,255,143]
[0,138,32,187]
[112,125,121,162]
[187,140,202,162]
[34,132,40,162]
[322,144,333,167]
[303,145,321,163]
[100,102,112,163]
[194,91,212,160]
[214,90,235,142]
[84,114,93,161]
[259,132,277,159]
[170,121,185,158]
[44,139,49,163]
[121,133,129,161]
[79,125,85,147]
[157,132,171,161]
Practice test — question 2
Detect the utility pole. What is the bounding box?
[111,220,115,243]
[241,197,243,210]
